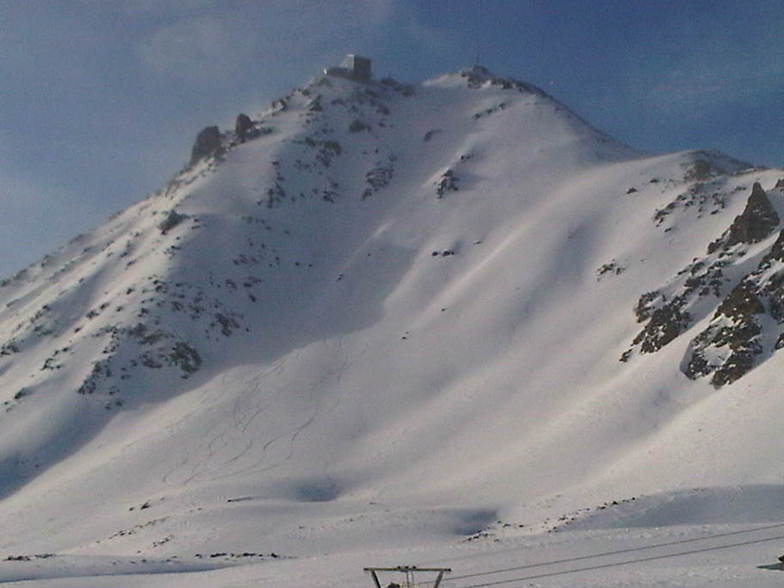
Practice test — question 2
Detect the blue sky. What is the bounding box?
[1,0,782,277]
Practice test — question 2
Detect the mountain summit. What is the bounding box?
[0,63,783,581]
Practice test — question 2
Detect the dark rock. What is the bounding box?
[349,119,369,133]
[158,210,187,235]
[775,333,784,350]
[189,126,222,166]
[633,184,782,384]
[684,319,763,385]
[436,169,459,198]
[688,160,713,180]
[213,313,239,336]
[765,277,784,323]
[716,280,765,319]
[760,230,784,267]
[634,291,661,322]
[683,266,724,298]
[365,167,392,190]
[632,297,691,354]
[235,114,254,142]
[597,261,624,278]
[380,77,414,95]
[684,350,712,380]
[307,97,323,113]
[710,348,759,387]
[758,236,784,322]
[683,281,765,385]
[0,341,19,355]
[167,342,201,374]
[725,182,779,247]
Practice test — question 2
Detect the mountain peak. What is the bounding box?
[2,60,784,581]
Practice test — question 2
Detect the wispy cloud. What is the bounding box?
[136,1,399,81]
[402,13,457,55]
[119,0,218,17]
[138,14,245,80]
[628,14,784,119]
[643,59,784,119]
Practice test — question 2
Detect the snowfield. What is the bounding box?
[1,65,784,586]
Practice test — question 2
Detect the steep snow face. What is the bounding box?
[0,65,783,575]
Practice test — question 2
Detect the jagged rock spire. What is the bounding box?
[189,125,221,166]
[726,182,779,247]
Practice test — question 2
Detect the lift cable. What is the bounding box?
[437,520,784,581]
[453,532,784,587]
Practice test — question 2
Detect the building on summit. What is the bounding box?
[324,54,372,82]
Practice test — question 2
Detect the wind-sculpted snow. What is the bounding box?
[1,65,784,587]
[558,485,784,530]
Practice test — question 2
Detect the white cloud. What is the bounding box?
[628,16,784,119]
[120,0,218,17]
[651,59,782,103]
[136,0,400,81]
[403,15,457,55]
[138,14,247,80]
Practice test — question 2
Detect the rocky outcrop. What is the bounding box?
[626,256,733,361]
[459,65,544,96]
[759,231,784,320]
[235,114,254,142]
[158,210,188,235]
[625,181,784,386]
[724,182,779,248]
[683,225,784,386]
[632,296,691,354]
[684,281,765,386]
[189,126,222,166]
[349,119,370,133]
[435,169,458,198]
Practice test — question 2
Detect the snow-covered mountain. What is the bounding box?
[1,64,784,586]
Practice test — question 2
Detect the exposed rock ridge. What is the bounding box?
[625,181,784,386]
[458,65,547,96]
[0,70,411,408]
[723,182,780,248]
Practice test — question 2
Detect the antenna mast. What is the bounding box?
[474,0,482,65]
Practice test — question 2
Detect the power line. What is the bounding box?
[445,520,784,581]
[455,532,784,587]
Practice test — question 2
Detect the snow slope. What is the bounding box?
[1,65,784,586]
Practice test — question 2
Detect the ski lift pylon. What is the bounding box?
[364,565,451,588]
